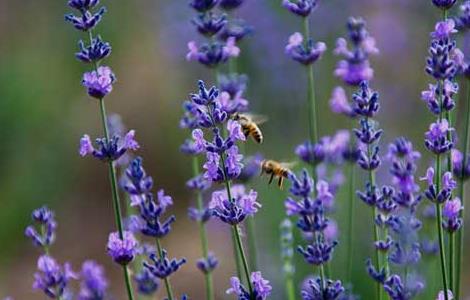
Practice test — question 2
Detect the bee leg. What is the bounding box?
[278,177,284,189]
[268,173,275,185]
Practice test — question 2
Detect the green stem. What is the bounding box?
[366,126,382,300]
[449,232,455,295]
[436,154,450,300]
[302,18,319,148]
[98,98,135,300]
[456,79,470,299]
[233,224,254,298]
[156,238,175,300]
[346,160,355,282]
[285,276,296,300]
[192,156,214,300]
[86,28,135,300]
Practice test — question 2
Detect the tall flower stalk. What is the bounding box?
[65,0,137,298]
[185,80,272,299]
[329,17,379,285]
[453,77,470,299]
[421,1,461,297]
[187,0,252,287]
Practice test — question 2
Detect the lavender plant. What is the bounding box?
[184,80,272,299]
[420,1,462,298]
[329,17,378,288]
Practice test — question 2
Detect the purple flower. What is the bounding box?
[144,250,187,279]
[33,255,77,299]
[436,290,454,300]
[454,1,470,30]
[209,185,260,224]
[191,12,227,37]
[226,145,244,178]
[134,268,159,296]
[301,277,344,300]
[219,73,248,97]
[443,198,463,219]
[196,252,219,274]
[431,20,458,40]
[433,0,457,9]
[285,32,326,65]
[25,206,57,249]
[226,272,272,299]
[65,7,106,31]
[295,140,326,165]
[186,38,240,68]
[219,0,244,10]
[424,119,455,154]
[76,36,111,63]
[78,261,108,300]
[190,0,218,12]
[123,157,154,197]
[329,87,354,117]
[203,151,223,181]
[186,174,212,191]
[334,17,379,86]
[67,0,99,10]
[106,231,138,265]
[136,193,176,238]
[218,18,253,42]
[82,66,115,99]
[219,91,249,114]
[79,130,139,161]
[282,0,317,17]
[452,149,470,179]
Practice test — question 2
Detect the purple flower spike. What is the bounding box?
[67,0,100,11]
[334,17,378,86]
[25,206,57,249]
[329,87,354,117]
[431,20,458,40]
[65,7,106,31]
[424,119,455,154]
[443,198,463,219]
[433,0,457,9]
[106,231,138,265]
[210,185,261,224]
[226,272,272,299]
[285,32,326,65]
[79,130,139,162]
[144,250,187,279]
[33,255,77,299]
[76,36,111,63]
[78,261,108,300]
[196,252,219,274]
[301,277,345,300]
[82,66,115,99]
[454,1,470,30]
[282,0,317,17]
[134,268,159,296]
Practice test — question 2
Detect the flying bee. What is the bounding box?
[232,113,267,144]
[260,160,296,189]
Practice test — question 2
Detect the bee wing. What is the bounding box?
[279,161,297,169]
[244,113,268,125]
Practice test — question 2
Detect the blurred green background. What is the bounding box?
[1,0,469,299]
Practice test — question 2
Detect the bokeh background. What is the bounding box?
[1,0,469,299]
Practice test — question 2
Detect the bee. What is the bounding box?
[232,113,267,144]
[260,160,296,189]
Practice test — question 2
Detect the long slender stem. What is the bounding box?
[156,238,175,300]
[346,160,355,282]
[436,154,450,300]
[192,156,214,300]
[456,79,470,299]
[86,28,135,300]
[364,119,382,300]
[449,232,455,294]
[285,276,296,300]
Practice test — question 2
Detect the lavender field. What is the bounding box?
[1,0,470,299]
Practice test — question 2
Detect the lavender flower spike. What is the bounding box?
[82,66,116,99]
[226,272,272,299]
[33,255,77,299]
[282,0,317,17]
[106,231,139,265]
[78,261,109,300]
[24,206,57,249]
[285,32,327,65]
